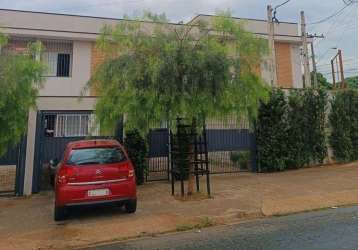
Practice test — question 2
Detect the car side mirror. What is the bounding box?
[49,159,59,167]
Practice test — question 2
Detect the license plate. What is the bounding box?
[88,189,110,197]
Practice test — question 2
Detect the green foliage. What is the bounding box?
[87,11,269,134]
[329,89,358,162]
[287,89,327,168]
[286,91,306,168]
[0,33,8,48]
[256,88,328,172]
[346,76,358,89]
[172,124,193,180]
[315,72,332,90]
[230,151,250,170]
[256,89,289,172]
[124,129,148,185]
[304,89,328,163]
[0,35,44,156]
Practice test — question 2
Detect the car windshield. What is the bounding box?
[67,147,126,166]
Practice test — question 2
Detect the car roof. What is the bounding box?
[67,139,121,150]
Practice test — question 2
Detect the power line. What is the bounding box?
[318,57,358,65]
[313,4,357,63]
[307,3,352,25]
[343,0,358,4]
[274,0,292,9]
[272,0,292,23]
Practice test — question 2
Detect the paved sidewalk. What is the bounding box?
[0,162,357,250]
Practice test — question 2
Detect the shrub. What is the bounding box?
[256,89,289,172]
[230,151,251,170]
[287,89,327,168]
[329,89,358,162]
[124,129,148,185]
[303,88,328,164]
[256,88,328,172]
[286,90,307,168]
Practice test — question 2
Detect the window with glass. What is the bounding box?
[44,113,99,137]
[41,40,73,77]
[67,147,126,165]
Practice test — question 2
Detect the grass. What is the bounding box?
[176,217,215,232]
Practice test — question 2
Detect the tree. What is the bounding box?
[346,76,358,89]
[88,12,269,194]
[0,33,44,156]
[315,72,332,89]
[329,89,358,162]
[306,72,332,89]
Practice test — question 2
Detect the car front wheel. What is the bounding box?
[125,199,137,213]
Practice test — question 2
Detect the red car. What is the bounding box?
[54,139,137,221]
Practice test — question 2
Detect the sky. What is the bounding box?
[1,0,358,79]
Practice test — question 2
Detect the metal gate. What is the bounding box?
[145,120,257,181]
[32,111,122,193]
[146,128,170,181]
[206,128,257,173]
[0,137,27,196]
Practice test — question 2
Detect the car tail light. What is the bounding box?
[128,169,134,178]
[57,167,75,185]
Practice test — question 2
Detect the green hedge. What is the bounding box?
[124,129,148,185]
[256,89,289,172]
[256,88,328,172]
[329,89,358,162]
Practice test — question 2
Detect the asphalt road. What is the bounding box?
[83,205,358,250]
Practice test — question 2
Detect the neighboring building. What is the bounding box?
[0,9,309,195]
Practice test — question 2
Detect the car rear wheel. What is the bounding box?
[54,206,67,221]
[125,199,137,213]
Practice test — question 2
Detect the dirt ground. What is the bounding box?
[0,162,358,250]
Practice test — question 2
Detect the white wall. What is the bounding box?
[291,45,303,88]
[260,56,271,85]
[39,41,92,97]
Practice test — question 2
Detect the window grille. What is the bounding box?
[3,37,73,77]
[1,38,29,55]
[54,114,99,137]
[41,40,73,77]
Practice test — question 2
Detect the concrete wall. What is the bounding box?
[0,9,120,38]
[291,45,304,88]
[1,8,305,92]
[259,43,303,88]
[39,41,92,96]
[275,42,293,88]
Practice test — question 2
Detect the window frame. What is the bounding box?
[41,40,73,78]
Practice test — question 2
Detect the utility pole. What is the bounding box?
[330,49,346,89]
[338,49,346,88]
[310,42,318,88]
[267,5,277,87]
[301,11,311,88]
[331,59,336,88]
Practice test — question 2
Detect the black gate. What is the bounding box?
[0,137,27,196]
[145,119,257,181]
[206,128,257,173]
[146,128,170,181]
[32,111,122,193]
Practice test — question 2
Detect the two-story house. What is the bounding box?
[0,8,308,196]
